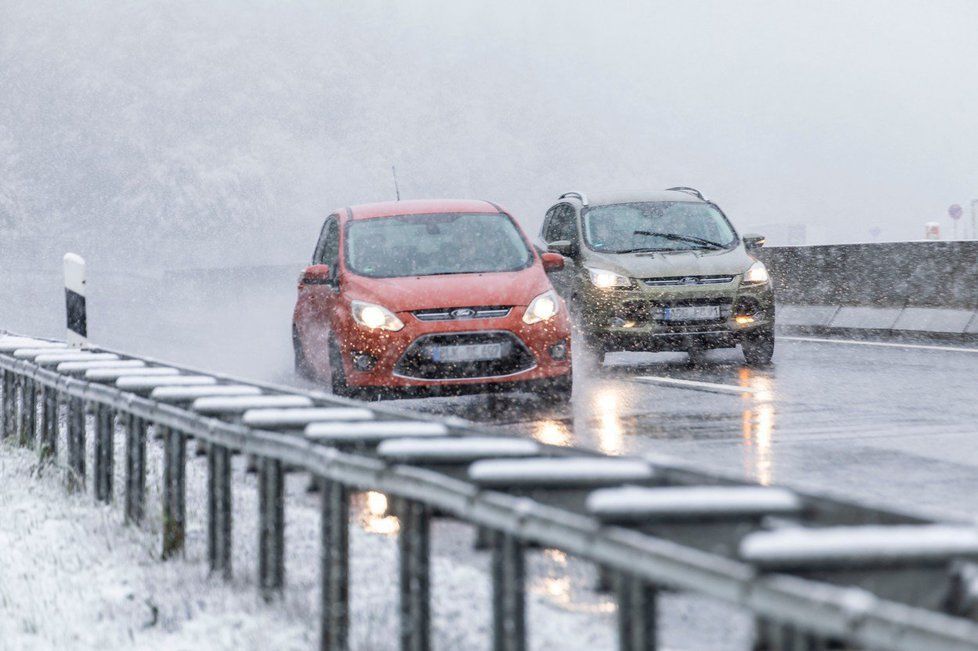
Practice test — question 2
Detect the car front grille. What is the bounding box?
[394,331,535,380]
[413,306,512,322]
[618,297,734,326]
[642,275,735,287]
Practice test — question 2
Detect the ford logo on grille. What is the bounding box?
[451,308,476,319]
[682,276,699,285]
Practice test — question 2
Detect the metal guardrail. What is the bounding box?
[2,331,978,651]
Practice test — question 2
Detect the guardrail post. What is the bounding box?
[398,499,431,651]
[19,377,36,447]
[1,370,15,439]
[258,458,285,599]
[38,385,58,461]
[754,620,821,651]
[208,444,233,579]
[125,415,147,524]
[319,479,349,651]
[162,426,187,558]
[491,531,526,651]
[65,397,86,491]
[616,574,657,651]
[93,404,114,503]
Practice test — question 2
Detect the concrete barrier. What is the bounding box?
[758,242,978,339]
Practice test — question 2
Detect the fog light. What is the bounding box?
[734,315,755,326]
[352,353,376,371]
[549,341,568,360]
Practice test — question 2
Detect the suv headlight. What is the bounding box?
[586,267,631,289]
[742,260,770,285]
[351,300,404,331]
[523,290,560,324]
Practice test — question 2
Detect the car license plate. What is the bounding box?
[663,305,720,321]
[429,343,504,362]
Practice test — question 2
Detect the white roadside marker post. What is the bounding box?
[63,253,87,347]
[63,253,89,490]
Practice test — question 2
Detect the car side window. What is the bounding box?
[320,219,340,273]
[541,206,558,242]
[544,204,577,243]
[312,214,340,265]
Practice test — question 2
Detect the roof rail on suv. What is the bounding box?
[666,186,706,201]
[558,191,588,206]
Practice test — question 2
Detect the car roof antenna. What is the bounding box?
[391,164,401,201]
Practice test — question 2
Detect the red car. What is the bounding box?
[292,199,573,401]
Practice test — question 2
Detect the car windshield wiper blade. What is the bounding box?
[632,231,726,249]
[613,247,672,254]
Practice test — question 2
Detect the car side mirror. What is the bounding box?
[541,252,565,272]
[547,240,576,257]
[742,233,766,251]
[300,264,332,285]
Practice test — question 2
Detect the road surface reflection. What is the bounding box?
[738,368,776,485]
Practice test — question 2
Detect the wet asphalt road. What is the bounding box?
[385,336,978,521]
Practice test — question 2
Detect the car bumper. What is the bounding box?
[576,281,775,351]
[338,307,572,388]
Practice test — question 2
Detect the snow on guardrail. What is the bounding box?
[304,420,449,442]
[377,437,540,462]
[587,486,803,520]
[242,407,375,428]
[469,457,655,486]
[740,525,978,567]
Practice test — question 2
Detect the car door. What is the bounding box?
[541,203,579,298]
[295,215,342,374]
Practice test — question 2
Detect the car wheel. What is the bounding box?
[533,374,573,406]
[293,326,312,379]
[742,327,775,366]
[328,336,352,397]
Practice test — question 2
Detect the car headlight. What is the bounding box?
[586,267,631,289]
[742,260,770,285]
[523,290,560,324]
[351,300,404,331]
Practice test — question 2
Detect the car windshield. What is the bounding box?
[345,212,533,278]
[582,202,737,253]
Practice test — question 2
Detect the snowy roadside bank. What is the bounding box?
[0,435,745,650]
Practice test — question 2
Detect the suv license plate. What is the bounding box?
[429,343,504,362]
[663,305,720,321]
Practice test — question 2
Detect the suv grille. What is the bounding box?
[642,275,735,287]
[618,297,734,325]
[413,306,512,321]
[394,331,535,380]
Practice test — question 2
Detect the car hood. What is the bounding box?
[343,266,553,312]
[584,246,755,279]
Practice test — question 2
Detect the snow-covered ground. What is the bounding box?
[0,430,749,650]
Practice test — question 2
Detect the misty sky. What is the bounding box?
[2,0,978,267]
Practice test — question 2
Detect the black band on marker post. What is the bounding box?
[63,253,87,346]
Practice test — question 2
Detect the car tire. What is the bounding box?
[532,374,573,405]
[293,326,312,379]
[328,336,352,397]
[742,327,775,366]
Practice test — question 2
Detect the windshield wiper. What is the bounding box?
[614,247,673,254]
[632,231,726,250]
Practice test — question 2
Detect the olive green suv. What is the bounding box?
[540,188,775,365]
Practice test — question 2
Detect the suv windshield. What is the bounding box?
[583,202,737,253]
[345,212,533,278]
